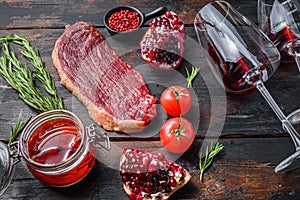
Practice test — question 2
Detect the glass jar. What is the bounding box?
[0,110,110,194]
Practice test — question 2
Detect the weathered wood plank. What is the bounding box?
[1,138,299,199]
[0,0,259,28]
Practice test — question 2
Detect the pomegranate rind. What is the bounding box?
[120,148,191,200]
[140,11,186,70]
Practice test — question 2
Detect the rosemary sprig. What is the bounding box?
[199,142,224,181]
[0,34,65,112]
[11,34,56,96]
[185,66,200,88]
[8,110,31,145]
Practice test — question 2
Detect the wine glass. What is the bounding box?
[275,109,300,172]
[258,0,300,171]
[258,0,300,69]
[194,0,300,172]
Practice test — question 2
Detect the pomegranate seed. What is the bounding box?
[144,181,151,187]
[173,24,180,30]
[170,165,178,172]
[131,181,137,188]
[157,153,165,161]
[148,51,155,58]
[165,11,172,18]
[170,178,177,187]
[127,153,133,159]
[133,187,140,194]
[136,159,142,165]
[144,188,150,193]
[129,193,137,200]
[122,176,129,182]
[167,170,173,177]
[172,18,179,25]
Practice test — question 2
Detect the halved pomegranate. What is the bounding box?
[120,148,191,200]
[140,11,186,70]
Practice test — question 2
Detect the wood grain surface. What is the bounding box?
[1,139,299,199]
[0,0,299,199]
[0,0,257,28]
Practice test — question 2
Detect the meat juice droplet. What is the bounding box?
[28,118,82,165]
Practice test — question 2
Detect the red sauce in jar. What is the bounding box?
[24,117,95,187]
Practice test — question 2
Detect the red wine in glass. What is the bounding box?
[270,25,300,60]
[196,0,300,172]
[258,0,300,63]
[208,42,267,93]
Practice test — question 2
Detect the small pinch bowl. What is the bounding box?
[103,6,167,35]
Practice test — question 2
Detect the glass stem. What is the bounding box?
[255,80,300,148]
[275,148,300,172]
[293,51,300,72]
[289,40,300,72]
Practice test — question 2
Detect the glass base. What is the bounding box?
[275,109,300,172]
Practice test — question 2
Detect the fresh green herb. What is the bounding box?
[8,110,31,145]
[0,34,65,112]
[199,142,224,181]
[185,66,200,88]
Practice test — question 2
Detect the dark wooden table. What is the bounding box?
[0,0,300,199]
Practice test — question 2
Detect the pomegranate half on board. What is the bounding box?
[120,148,191,200]
[140,11,186,70]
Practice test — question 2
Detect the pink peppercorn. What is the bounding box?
[107,9,141,32]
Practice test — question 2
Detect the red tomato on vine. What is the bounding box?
[160,86,192,117]
[160,117,195,153]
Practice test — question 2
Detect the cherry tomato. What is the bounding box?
[160,86,192,116]
[160,117,195,153]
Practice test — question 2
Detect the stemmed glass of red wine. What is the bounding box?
[258,0,300,172]
[258,0,300,69]
[194,0,300,171]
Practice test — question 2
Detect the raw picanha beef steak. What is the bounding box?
[52,21,157,133]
